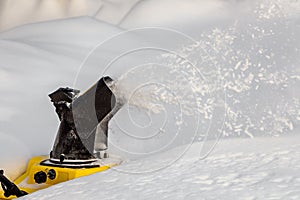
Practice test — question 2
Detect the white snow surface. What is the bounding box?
[0,0,140,32]
[0,0,299,199]
[21,135,300,200]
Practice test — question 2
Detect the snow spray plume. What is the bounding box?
[73,27,226,174]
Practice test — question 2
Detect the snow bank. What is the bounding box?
[1,0,299,169]
[0,132,31,180]
[0,0,101,32]
[0,0,299,198]
[23,135,300,200]
[0,0,145,32]
[0,17,124,177]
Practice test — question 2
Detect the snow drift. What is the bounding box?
[0,0,299,199]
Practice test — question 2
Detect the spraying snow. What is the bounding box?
[0,0,299,199]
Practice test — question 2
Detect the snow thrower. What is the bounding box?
[0,76,122,199]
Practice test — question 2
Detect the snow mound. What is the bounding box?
[22,135,300,200]
[0,17,123,178]
[0,132,31,180]
[0,0,299,199]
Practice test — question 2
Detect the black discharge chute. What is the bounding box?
[48,76,117,161]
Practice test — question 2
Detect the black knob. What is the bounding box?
[47,169,56,180]
[34,171,47,184]
[60,154,65,163]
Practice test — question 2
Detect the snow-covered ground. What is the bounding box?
[0,0,299,199]
[23,135,300,200]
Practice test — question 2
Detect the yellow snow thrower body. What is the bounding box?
[0,76,123,199]
[0,156,120,199]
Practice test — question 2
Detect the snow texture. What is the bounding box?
[0,0,299,199]
[22,135,300,200]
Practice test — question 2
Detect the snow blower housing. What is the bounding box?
[0,76,122,199]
